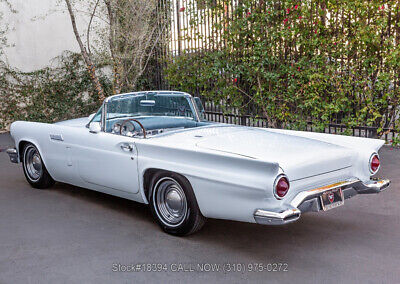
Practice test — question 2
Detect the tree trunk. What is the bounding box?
[104,0,121,95]
[65,0,105,102]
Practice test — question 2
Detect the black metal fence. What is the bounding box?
[201,101,397,141]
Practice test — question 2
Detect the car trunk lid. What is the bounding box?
[195,127,355,181]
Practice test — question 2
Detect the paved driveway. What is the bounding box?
[0,133,399,283]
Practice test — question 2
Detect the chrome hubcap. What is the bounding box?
[154,178,187,226]
[24,146,42,181]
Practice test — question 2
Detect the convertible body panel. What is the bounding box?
[55,117,90,128]
[7,91,391,226]
[10,121,142,197]
[9,121,389,223]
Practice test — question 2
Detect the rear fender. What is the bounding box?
[137,143,281,222]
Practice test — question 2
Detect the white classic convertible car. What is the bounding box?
[7,91,391,236]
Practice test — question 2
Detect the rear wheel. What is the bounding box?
[22,143,55,189]
[149,171,205,236]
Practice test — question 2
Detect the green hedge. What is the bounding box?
[165,0,400,141]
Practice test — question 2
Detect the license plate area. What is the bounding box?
[320,188,344,211]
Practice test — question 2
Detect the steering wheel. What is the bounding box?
[120,119,147,138]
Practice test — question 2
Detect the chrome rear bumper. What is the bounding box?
[254,178,391,225]
[6,148,19,163]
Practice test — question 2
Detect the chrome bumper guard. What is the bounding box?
[254,178,391,225]
[6,148,19,163]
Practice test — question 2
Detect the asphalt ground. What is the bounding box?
[0,133,399,283]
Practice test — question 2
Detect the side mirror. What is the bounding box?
[89,122,101,133]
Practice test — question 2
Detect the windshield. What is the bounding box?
[106,92,196,120]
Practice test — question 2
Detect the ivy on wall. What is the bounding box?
[0,52,112,130]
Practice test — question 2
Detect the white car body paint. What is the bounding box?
[9,99,386,224]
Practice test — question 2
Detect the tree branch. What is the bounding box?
[104,0,120,94]
[86,0,100,55]
[65,0,105,101]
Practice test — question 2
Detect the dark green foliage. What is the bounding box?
[165,0,400,137]
[0,52,112,129]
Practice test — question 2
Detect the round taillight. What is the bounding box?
[370,154,380,174]
[274,175,290,199]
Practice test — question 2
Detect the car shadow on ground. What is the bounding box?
[50,180,375,260]
[51,182,154,223]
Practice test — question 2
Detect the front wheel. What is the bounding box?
[149,171,205,236]
[22,143,55,189]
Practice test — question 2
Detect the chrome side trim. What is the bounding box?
[101,100,108,132]
[254,178,391,226]
[190,96,201,122]
[50,134,64,141]
[6,148,19,163]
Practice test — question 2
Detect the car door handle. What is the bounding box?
[120,143,134,152]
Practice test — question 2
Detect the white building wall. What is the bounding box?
[1,0,88,71]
